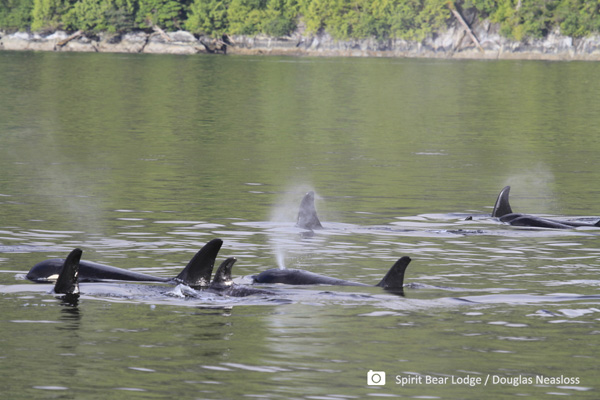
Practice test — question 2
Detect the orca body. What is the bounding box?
[41,241,272,299]
[296,191,323,230]
[28,259,170,283]
[28,239,223,287]
[34,237,412,298]
[499,213,575,229]
[252,256,411,293]
[491,186,600,229]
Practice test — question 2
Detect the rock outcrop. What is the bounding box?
[2,20,600,60]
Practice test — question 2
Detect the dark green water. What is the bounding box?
[0,51,599,399]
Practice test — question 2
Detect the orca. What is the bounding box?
[32,237,412,298]
[499,214,576,229]
[296,191,323,230]
[27,239,223,287]
[251,256,411,293]
[45,249,259,299]
[28,258,170,283]
[295,187,598,234]
[491,186,600,229]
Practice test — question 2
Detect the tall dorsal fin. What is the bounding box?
[492,186,513,217]
[376,256,411,290]
[174,239,222,287]
[296,191,323,230]
[212,257,237,286]
[54,248,81,297]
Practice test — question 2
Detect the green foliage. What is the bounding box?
[463,0,497,15]
[465,0,600,40]
[262,0,297,36]
[185,0,229,36]
[555,0,600,37]
[103,3,136,32]
[390,0,428,39]
[203,0,297,36]
[136,0,184,29]
[31,0,67,30]
[1,0,600,41]
[296,0,450,40]
[297,0,329,33]
[61,0,135,32]
[317,0,353,39]
[228,0,266,34]
[0,0,34,30]
[413,0,449,39]
[63,0,107,31]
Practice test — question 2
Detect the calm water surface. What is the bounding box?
[0,51,599,399]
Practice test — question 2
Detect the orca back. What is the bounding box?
[253,268,365,286]
[27,259,170,283]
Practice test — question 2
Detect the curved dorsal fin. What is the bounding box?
[212,257,237,286]
[492,186,513,217]
[175,239,223,287]
[376,256,411,291]
[296,191,323,230]
[54,248,81,296]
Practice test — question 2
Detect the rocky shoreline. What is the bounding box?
[2,19,600,60]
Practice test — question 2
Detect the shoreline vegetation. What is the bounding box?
[1,0,600,60]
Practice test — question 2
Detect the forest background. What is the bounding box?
[1,0,599,44]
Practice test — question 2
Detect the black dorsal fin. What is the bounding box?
[376,256,411,290]
[174,239,223,287]
[492,186,513,217]
[212,257,237,286]
[296,191,323,230]
[54,248,81,296]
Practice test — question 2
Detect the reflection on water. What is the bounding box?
[58,303,81,330]
[1,52,599,398]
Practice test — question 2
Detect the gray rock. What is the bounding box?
[3,20,600,60]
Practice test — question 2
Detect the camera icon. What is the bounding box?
[367,370,386,386]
